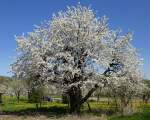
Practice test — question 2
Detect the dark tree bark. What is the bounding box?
[68,86,82,114]
[0,93,2,103]
[80,84,99,104]
[27,91,32,102]
[16,91,20,103]
[68,84,99,114]
[87,101,91,112]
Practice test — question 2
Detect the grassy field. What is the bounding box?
[0,96,150,120]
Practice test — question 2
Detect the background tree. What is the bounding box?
[0,76,10,103]
[102,30,144,115]
[142,80,150,103]
[10,79,25,103]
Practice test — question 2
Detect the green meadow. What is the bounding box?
[1,96,150,120]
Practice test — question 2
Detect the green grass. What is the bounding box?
[1,96,150,120]
[1,96,114,113]
[109,108,150,120]
[0,96,68,117]
[108,103,150,120]
[1,100,67,113]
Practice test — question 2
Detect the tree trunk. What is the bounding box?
[27,91,31,101]
[68,86,82,114]
[27,90,32,102]
[17,92,20,103]
[97,94,100,102]
[36,103,39,110]
[0,93,2,103]
[87,101,91,112]
[68,84,98,114]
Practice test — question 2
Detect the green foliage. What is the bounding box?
[144,80,150,88]
[1,95,150,120]
[30,88,43,103]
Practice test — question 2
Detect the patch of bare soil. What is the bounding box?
[0,115,107,120]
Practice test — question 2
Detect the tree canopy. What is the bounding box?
[11,4,144,113]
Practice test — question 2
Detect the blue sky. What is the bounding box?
[0,0,150,79]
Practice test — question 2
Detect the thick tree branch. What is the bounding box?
[80,84,99,104]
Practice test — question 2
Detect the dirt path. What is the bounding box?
[0,115,106,120]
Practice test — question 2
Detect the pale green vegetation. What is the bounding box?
[0,95,150,120]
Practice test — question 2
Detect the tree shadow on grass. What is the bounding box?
[0,105,117,118]
[82,108,116,117]
[0,106,69,118]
